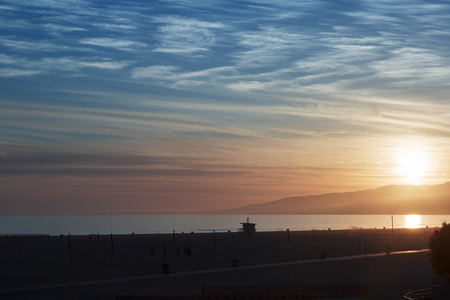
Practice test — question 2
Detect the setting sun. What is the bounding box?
[396,150,430,184]
[405,215,421,228]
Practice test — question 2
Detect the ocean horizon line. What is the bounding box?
[1,214,449,236]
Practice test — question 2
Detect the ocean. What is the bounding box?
[1,215,449,236]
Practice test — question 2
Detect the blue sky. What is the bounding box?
[1,0,450,214]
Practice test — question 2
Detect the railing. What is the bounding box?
[403,288,433,300]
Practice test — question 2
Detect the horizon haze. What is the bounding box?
[1,1,450,214]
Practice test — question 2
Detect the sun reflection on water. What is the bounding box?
[405,215,421,228]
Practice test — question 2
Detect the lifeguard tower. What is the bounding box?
[240,218,257,235]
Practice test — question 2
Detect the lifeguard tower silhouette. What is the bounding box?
[240,217,256,235]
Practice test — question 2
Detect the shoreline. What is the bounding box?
[0,225,441,238]
[1,214,448,237]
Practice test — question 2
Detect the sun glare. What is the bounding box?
[396,150,430,184]
[405,215,421,228]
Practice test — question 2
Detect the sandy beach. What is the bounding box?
[0,228,436,299]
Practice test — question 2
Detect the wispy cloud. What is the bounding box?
[2,0,89,11]
[0,54,17,64]
[372,47,450,84]
[93,23,136,31]
[0,4,17,10]
[0,55,130,77]
[0,37,64,52]
[79,38,147,51]
[152,16,226,55]
[232,26,310,68]
[132,65,180,80]
[132,65,235,84]
[0,68,41,77]
[44,23,87,33]
[80,61,130,70]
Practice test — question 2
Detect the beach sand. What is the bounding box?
[0,227,436,299]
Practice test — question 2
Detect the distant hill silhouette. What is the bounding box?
[217,182,450,215]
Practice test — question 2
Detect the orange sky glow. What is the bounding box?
[1,1,450,214]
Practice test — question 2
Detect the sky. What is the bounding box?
[1,0,450,214]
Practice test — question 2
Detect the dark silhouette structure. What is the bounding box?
[240,218,256,235]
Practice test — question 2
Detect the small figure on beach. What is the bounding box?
[385,244,392,255]
[150,245,154,255]
[183,246,191,257]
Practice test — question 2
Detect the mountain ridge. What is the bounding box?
[209,182,450,215]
